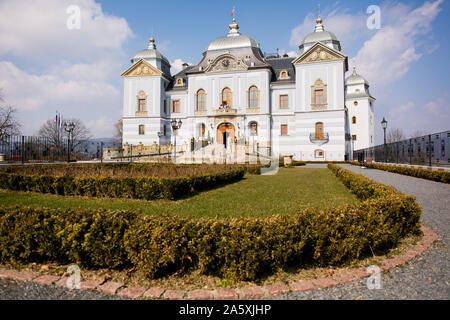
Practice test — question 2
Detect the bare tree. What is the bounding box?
[410,130,424,139]
[387,128,405,143]
[0,90,21,140]
[114,119,123,147]
[38,117,91,153]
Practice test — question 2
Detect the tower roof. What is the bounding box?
[206,17,259,52]
[132,35,170,65]
[299,14,341,53]
[346,67,369,86]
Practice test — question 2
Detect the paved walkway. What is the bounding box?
[279,164,450,300]
[1,164,448,300]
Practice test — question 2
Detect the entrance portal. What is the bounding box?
[217,123,236,148]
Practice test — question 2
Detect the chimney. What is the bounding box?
[182,63,189,70]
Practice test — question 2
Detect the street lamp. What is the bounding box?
[157,131,163,155]
[63,121,75,163]
[381,117,388,163]
[171,119,182,163]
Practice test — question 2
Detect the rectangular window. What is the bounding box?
[163,100,167,114]
[280,95,288,109]
[138,99,146,112]
[172,100,180,113]
[163,124,167,136]
[281,124,288,136]
[314,89,324,105]
[352,135,357,141]
[138,125,145,135]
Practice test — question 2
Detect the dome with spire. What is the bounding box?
[299,15,341,54]
[206,18,260,52]
[346,67,369,86]
[132,36,170,65]
[131,35,171,76]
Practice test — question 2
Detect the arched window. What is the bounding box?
[248,86,259,109]
[315,122,324,139]
[137,91,147,113]
[222,87,232,107]
[196,89,206,111]
[352,116,356,124]
[249,121,258,136]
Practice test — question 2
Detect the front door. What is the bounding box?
[217,123,235,147]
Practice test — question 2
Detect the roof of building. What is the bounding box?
[265,57,296,83]
[299,15,341,53]
[131,36,170,65]
[206,18,259,52]
[346,67,369,86]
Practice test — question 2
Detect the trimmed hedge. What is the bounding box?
[0,168,245,200]
[352,162,450,184]
[0,164,422,281]
[0,207,136,268]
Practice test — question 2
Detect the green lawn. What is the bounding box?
[0,168,358,218]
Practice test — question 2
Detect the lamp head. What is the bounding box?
[381,117,388,129]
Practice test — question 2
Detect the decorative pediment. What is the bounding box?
[205,54,248,73]
[121,59,163,78]
[293,42,347,65]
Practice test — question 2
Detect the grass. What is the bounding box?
[0,168,358,218]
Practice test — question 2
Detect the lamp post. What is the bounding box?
[157,131,163,155]
[63,121,75,163]
[171,119,182,163]
[381,117,388,163]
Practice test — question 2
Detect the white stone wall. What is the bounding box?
[294,60,345,111]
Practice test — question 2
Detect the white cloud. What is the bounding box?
[0,0,132,138]
[0,61,122,137]
[0,0,133,62]
[170,58,193,75]
[350,0,443,88]
[387,95,450,137]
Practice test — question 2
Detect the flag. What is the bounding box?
[231,7,235,17]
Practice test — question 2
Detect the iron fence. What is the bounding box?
[0,135,107,163]
[353,130,450,167]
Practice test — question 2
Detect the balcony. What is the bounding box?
[215,106,237,116]
[310,133,329,145]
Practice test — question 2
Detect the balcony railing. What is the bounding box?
[215,106,237,115]
[310,132,329,145]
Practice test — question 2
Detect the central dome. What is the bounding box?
[206,18,259,52]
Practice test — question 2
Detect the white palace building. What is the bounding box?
[121,15,375,162]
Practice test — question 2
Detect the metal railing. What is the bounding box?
[353,130,450,167]
[0,135,108,163]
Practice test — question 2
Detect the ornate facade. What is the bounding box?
[121,15,375,161]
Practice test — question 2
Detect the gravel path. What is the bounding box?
[0,164,448,300]
[279,164,450,300]
[0,278,129,300]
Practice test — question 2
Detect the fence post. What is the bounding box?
[428,134,432,167]
[21,136,25,164]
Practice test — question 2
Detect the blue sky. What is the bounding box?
[0,0,449,143]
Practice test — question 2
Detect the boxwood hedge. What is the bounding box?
[0,164,422,281]
[0,168,245,200]
[352,162,450,184]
